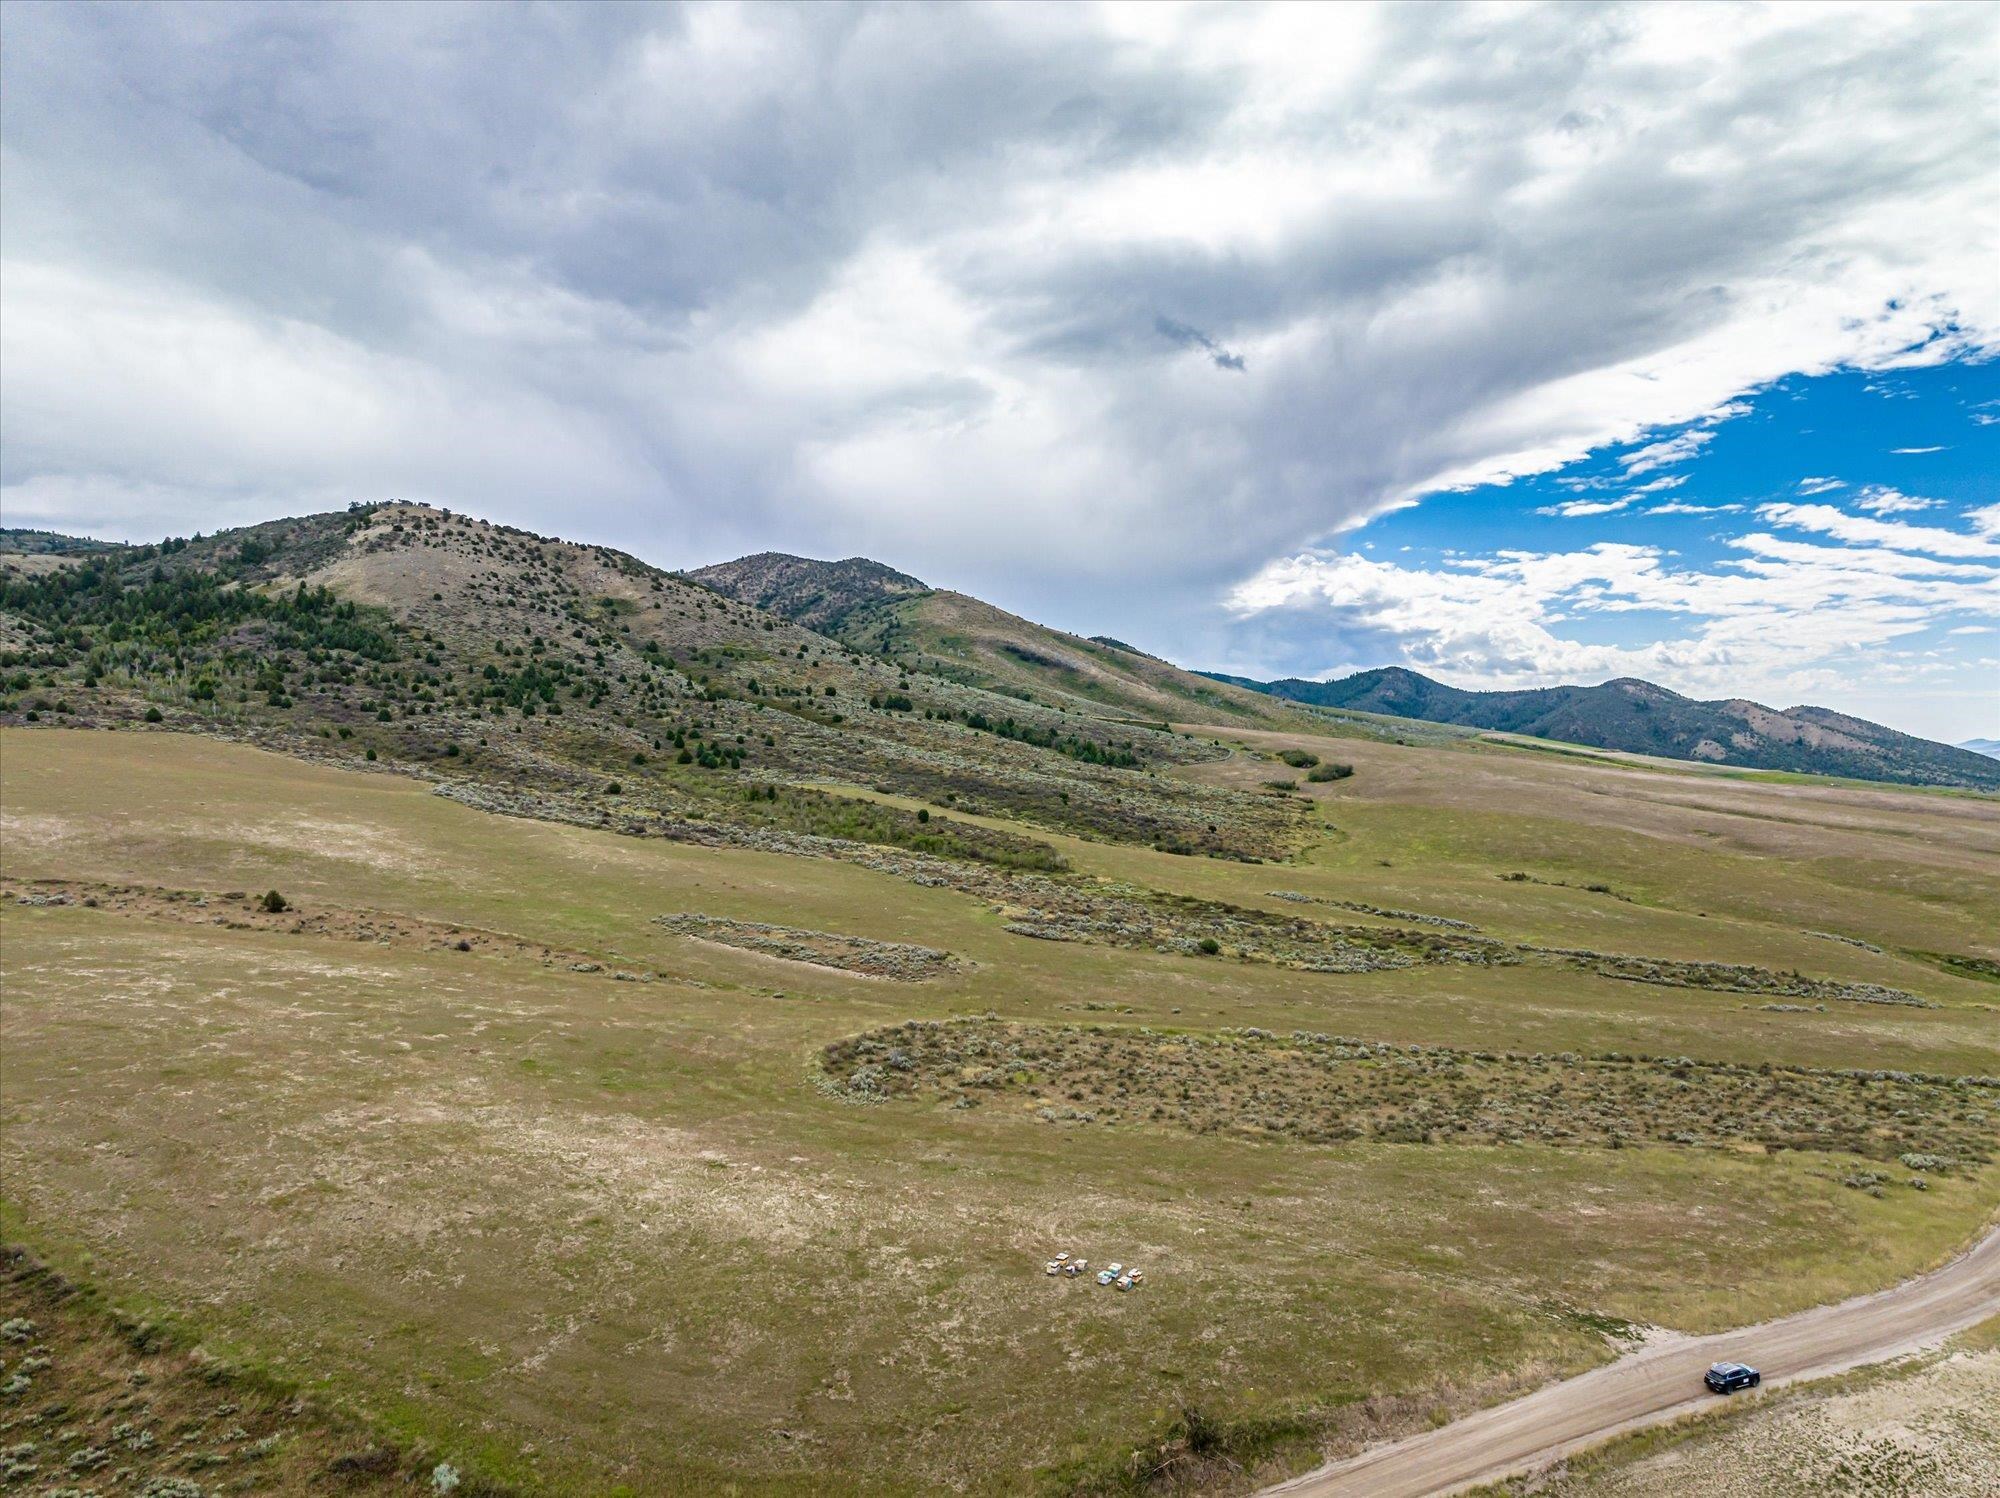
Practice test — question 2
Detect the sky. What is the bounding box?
[2,1,1995,740]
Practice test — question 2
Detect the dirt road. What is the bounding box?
[1262,1225,2000,1498]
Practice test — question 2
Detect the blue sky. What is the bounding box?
[3,3,1995,741]
[1217,361,1999,742]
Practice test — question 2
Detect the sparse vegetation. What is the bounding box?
[4,508,1996,1498]
[823,1020,1999,1162]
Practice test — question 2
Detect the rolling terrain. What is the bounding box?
[1208,667,2000,791]
[690,550,1291,728]
[2,509,1997,1495]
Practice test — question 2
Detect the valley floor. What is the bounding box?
[2,724,1995,1494]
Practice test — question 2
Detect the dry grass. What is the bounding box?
[822,1020,1998,1162]
[2,727,1995,1495]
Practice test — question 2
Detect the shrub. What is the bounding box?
[1197,937,1221,955]
[143,706,164,723]
[1306,761,1354,782]
[260,890,288,914]
[1277,748,1319,768]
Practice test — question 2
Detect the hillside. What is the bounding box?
[1207,666,2000,790]
[0,506,1307,862]
[691,551,1289,727]
[682,551,928,633]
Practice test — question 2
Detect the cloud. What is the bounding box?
[1754,502,1998,557]
[1647,501,1743,515]
[1155,317,1247,371]
[1852,484,1942,515]
[1890,445,1945,453]
[1224,504,2000,715]
[1536,497,1632,517]
[0,0,1995,644]
[1796,476,1847,495]
[1620,430,1715,475]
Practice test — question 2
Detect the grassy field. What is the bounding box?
[3,724,1996,1494]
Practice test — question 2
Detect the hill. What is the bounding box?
[1963,738,2000,760]
[682,551,927,633]
[691,551,1288,727]
[0,506,1308,862]
[1207,666,2000,791]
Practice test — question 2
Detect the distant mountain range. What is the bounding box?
[1961,738,2000,760]
[1203,666,2000,791]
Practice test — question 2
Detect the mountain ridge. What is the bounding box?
[690,550,1290,728]
[1204,665,2000,790]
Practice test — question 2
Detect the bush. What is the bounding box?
[143,706,164,723]
[1277,748,1319,768]
[260,890,288,913]
[1197,937,1221,955]
[1306,761,1354,782]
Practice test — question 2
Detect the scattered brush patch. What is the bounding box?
[1266,891,1480,931]
[699,781,1070,872]
[1,878,649,980]
[1499,872,1630,900]
[1809,930,1885,954]
[1907,949,2000,985]
[1304,761,1354,782]
[1275,749,1320,769]
[655,913,959,980]
[819,1020,1999,1162]
[0,1245,457,1495]
[1529,947,1935,1008]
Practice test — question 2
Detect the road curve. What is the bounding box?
[1261,1224,2000,1498]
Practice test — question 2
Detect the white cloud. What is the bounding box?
[1852,484,1942,515]
[1620,430,1716,475]
[1754,502,2000,557]
[1225,505,2000,725]
[0,0,1992,632]
[1536,497,1633,518]
[1891,445,1946,454]
[1648,501,1744,515]
[1796,476,1847,495]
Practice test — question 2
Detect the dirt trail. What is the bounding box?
[1262,1224,2000,1498]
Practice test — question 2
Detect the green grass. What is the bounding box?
[2,727,1996,1495]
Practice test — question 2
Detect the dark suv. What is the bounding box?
[1704,1361,1760,1394]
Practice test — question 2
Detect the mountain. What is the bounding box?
[691,551,1289,727]
[1961,738,2000,760]
[1207,666,2000,791]
[681,551,928,634]
[0,506,1311,863]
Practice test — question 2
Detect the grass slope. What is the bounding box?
[691,550,1290,729]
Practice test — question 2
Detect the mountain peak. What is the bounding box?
[687,552,928,633]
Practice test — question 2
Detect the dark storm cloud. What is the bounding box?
[1156,317,1246,371]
